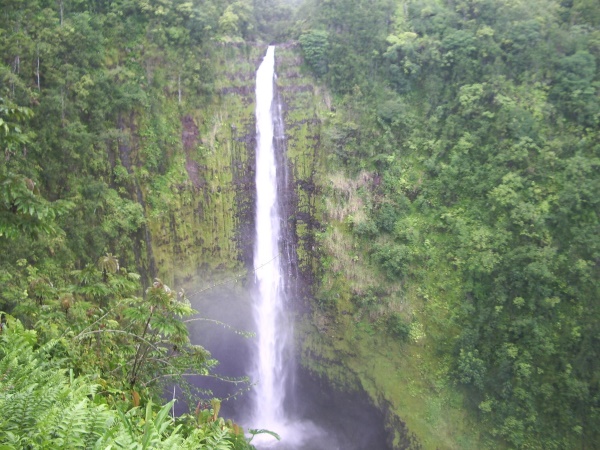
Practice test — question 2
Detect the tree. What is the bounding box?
[299,30,329,77]
[0,98,70,239]
[551,51,598,125]
[0,314,256,449]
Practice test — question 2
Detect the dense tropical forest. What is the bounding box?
[294,0,600,448]
[1,0,599,448]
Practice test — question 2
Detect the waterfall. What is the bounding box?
[251,45,291,442]
[244,45,389,450]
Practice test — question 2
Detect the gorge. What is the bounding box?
[187,44,394,450]
[1,0,599,448]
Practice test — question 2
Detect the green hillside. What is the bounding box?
[1,0,599,448]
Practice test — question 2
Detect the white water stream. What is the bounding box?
[182,44,391,450]
[251,45,291,444]
[240,45,387,450]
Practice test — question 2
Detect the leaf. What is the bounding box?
[132,390,140,407]
[154,400,175,435]
[248,429,280,441]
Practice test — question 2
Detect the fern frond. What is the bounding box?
[1,316,245,450]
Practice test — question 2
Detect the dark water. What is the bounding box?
[182,284,392,450]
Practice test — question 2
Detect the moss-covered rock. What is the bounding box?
[118,44,265,288]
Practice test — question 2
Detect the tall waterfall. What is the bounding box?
[251,45,291,441]
[244,45,388,450]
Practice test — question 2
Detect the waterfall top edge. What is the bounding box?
[265,45,275,59]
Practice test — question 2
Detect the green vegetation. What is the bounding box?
[0,313,260,449]
[0,0,291,447]
[1,0,599,447]
[295,0,600,448]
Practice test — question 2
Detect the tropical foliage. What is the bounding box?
[1,0,599,447]
[0,314,254,449]
[0,0,292,445]
[298,0,600,447]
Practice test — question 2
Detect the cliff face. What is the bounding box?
[274,44,326,308]
[274,45,482,449]
[155,43,420,449]
[132,44,321,292]
[142,46,261,286]
[275,47,422,449]
[134,43,442,449]
[132,43,323,295]
[104,45,282,276]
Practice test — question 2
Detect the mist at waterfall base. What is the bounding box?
[183,46,391,450]
[186,284,391,450]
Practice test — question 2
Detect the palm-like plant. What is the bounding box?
[97,253,119,282]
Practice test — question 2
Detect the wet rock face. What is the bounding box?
[272,47,385,448]
[290,365,393,450]
[132,44,265,286]
[274,46,324,311]
[181,115,203,189]
[165,44,416,449]
[231,112,256,271]
[273,46,421,450]
[380,399,422,450]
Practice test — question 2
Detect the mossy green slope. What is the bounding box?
[127,44,266,288]
[275,46,488,448]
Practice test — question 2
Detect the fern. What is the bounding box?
[0,315,256,449]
